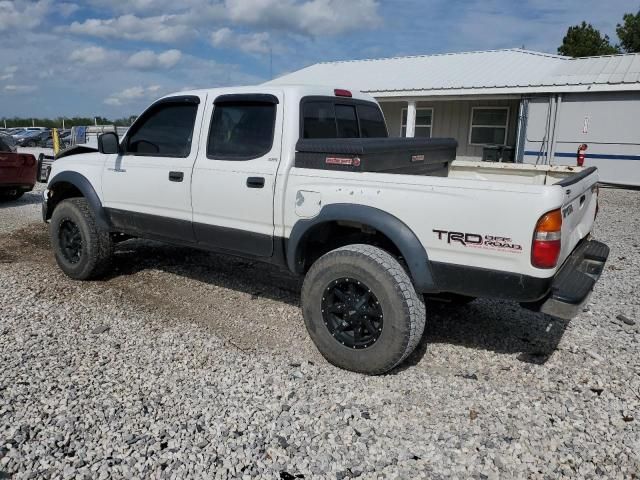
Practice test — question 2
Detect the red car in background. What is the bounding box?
[0,135,37,201]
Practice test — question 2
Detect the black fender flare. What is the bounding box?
[287,203,436,292]
[45,171,111,231]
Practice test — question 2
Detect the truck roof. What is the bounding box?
[157,84,378,105]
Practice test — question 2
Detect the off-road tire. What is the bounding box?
[0,189,24,201]
[50,198,113,280]
[301,244,426,375]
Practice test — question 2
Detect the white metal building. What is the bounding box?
[268,49,640,186]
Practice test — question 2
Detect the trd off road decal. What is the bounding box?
[433,229,523,254]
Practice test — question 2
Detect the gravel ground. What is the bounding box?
[0,187,639,479]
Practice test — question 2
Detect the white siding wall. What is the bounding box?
[380,99,520,161]
[524,92,640,186]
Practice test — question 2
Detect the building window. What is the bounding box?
[469,107,509,145]
[401,108,433,137]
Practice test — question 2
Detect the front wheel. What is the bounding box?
[301,244,426,375]
[50,198,113,280]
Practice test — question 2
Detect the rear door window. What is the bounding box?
[207,101,276,160]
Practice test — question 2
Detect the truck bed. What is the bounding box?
[449,160,591,186]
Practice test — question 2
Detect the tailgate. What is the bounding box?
[0,153,37,183]
[556,167,599,265]
[0,152,22,167]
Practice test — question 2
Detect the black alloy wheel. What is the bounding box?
[321,278,383,349]
[58,219,83,264]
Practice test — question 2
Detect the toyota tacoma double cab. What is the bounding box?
[42,86,609,374]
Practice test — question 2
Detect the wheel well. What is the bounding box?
[46,181,83,220]
[295,221,403,273]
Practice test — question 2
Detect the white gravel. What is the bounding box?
[0,187,639,479]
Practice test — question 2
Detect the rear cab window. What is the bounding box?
[301,97,388,139]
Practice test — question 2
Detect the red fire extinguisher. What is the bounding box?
[577,144,588,167]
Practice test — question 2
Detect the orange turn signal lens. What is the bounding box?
[535,209,562,233]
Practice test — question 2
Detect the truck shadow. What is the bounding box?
[0,190,43,208]
[108,239,303,306]
[109,239,570,367]
[401,301,570,370]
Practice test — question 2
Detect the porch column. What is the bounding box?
[405,100,417,138]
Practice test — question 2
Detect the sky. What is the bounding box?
[0,0,635,118]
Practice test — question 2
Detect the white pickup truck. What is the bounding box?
[42,85,609,374]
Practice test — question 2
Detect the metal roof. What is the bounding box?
[267,49,640,97]
[547,54,640,86]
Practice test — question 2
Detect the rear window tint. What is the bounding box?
[302,98,388,139]
[335,105,359,138]
[302,102,337,139]
[357,104,387,138]
[208,102,276,160]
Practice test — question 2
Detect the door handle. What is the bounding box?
[169,171,184,182]
[246,177,265,188]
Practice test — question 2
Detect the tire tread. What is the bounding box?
[302,244,426,374]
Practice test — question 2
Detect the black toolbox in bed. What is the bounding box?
[295,137,457,176]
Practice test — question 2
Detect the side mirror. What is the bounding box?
[98,132,120,154]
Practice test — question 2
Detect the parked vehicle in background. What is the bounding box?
[11,129,29,139]
[16,130,51,147]
[44,130,71,149]
[37,126,128,181]
[0,132,18,152]
[70,125,128,149]
[42,85,608,374]
[0,150,37,201]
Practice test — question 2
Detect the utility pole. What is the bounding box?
[32,118,35,127]
[62,118,65,130]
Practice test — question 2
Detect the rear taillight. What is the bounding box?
[532,209,562,269]
[20,154,35,167]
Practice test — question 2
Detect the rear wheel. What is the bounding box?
[301,244,426,375]
[50,198,113,280]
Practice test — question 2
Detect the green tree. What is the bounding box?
[558,21,621,57]
[617,10,640,53]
